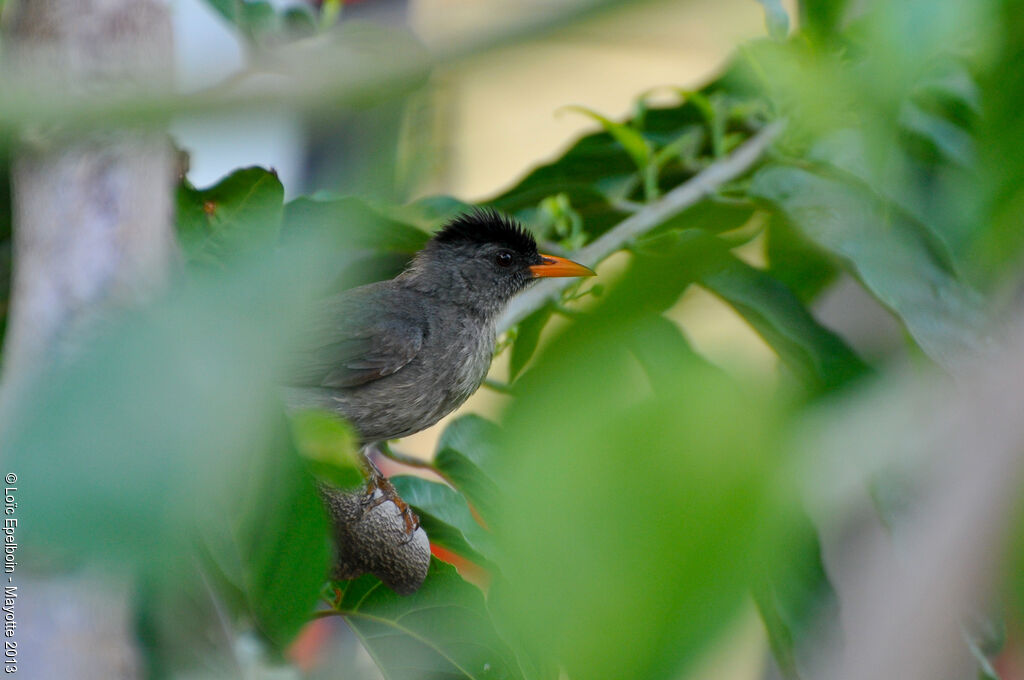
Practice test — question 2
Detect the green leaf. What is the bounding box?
[487,575,560,680]
[335,559,524,680]
[900,100,975,168]
[284,195,430,254]
[750,164,989,366]
[283,195,431,289]
[240,431,331,648]
[495,296,797,680]
[437,414,504,472]
[203,0,278,42]
[652,196,756,236]
[752,510,836,680]
[388,195,473,231]
[289,410,363,489]
[798,0,849,40]
[434,416,504,525]
[755,0,791,39]
[508,306,553,382]
[176,166,284,265]
[391,476,496,566]
[622,315,720,397]
[635,229,869,391]
[766,213,838,303]
[562,105,652,172]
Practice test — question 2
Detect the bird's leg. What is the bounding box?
[360,445,420,536]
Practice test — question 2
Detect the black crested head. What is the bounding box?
[433,208,538,256]
[402,207,591,318]
[400,208,545,317]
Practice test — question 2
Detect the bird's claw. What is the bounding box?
[362,464,421,537]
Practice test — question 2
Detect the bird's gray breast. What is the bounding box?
[422,312,495,414]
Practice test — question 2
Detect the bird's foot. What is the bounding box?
[361,450,420,537]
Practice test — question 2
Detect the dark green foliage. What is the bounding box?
[433,415,504,526]
[176,166,285,265]
[507,305,552,382]
[330,559,524,680]
[751,163,988,366]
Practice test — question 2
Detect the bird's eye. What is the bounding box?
[494,250,514,267]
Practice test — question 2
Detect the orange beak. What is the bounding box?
[529,254,596,278]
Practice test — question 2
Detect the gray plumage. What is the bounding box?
[286,210,550,443]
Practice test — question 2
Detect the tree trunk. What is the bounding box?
[1,2,176,677]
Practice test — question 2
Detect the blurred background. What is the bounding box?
[4,0,1024,678]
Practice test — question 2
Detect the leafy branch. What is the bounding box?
[498,119,785,331]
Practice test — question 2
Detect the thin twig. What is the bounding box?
[376,441,436,471]
[0,0,643,134]
[483,379,515,395]
[498,119,785,332]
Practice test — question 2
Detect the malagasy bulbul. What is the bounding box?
[287,209,594,530]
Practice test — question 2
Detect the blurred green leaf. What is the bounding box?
[284,195,430,253]
[135,564,244,677]
[508,306,553,382]
[434,416,504,525]
[335,559,524,680]
[766,213,839,303]
[900,100,974,169]
[755,0,791,39]
[176,166,284,265]
[204,0,279,43]
[975,0,1024,286]
[289,410,363,489]
[622,315,720,397]
[391,475,496,566]
[753,510,836,680]
[388,195,473,232]
[495,293,795,680]
[653,196,756,236]
[283,195,431,289]
[235,427,331,648]
[635,229,868,390]
[798,0,849,40]
[751,164,989,365]
[282,6,317,39]
[487,575,560,680]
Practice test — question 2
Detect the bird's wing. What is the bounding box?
[291,285,426,389]
[317,319,423,388]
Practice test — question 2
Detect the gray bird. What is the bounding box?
[287,209,593,529]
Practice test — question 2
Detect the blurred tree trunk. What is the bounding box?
[1,1,176,677]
